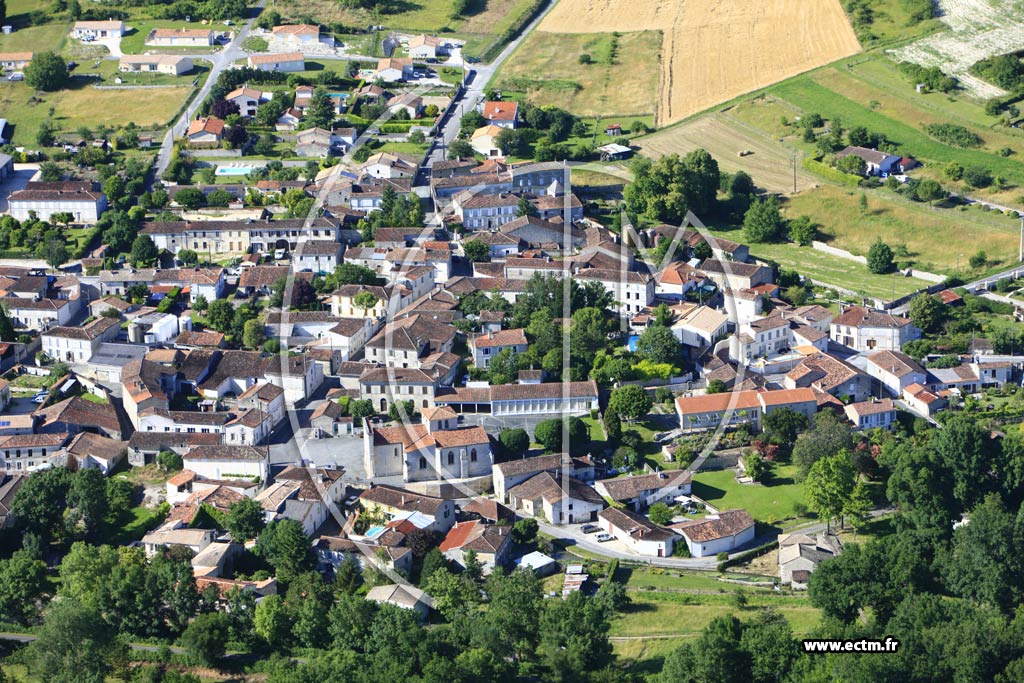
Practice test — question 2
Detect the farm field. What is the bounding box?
[537,0,860,126]
[635,114,819,194]
[891,0,1024,98]
[706,226,933,299]
[0,80,190,144]
[492,30,661,117]
[784,184,1022,274]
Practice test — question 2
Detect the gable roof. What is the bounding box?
[482,101,518,121]
[672,509,754,542]
[598,506,677,541]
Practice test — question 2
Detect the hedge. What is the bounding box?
[717,540,779,572]
[803,158,863,188]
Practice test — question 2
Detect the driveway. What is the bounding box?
[0,166,38,212]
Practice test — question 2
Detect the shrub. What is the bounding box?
[923,123,983,148]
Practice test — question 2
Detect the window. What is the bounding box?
[447,451,454,465]
[419,457,427,469]
[470,448,477,462]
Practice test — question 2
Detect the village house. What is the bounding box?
[185,117,225,146]
[482,101,518,129]
[363,411,491,481]
[361,151,418,179]
[8,181,108,223]
[469,328,528,369]
[145,28,214,47]
[598,507,678,557]
[0,434,70,473]
[373,57,414,82]
[671,509,755,557]
[225,86,264,117]
[72,20,125,40]
[471,125,504,157]
[507,471,605,524]
[491,452,594,502]
[119,55,193,75]
[359,484,456,534]
[387,92,423,118]
[439,520,512,573]
[0,53,32,70]
[778,532,842,589]
[315,535,413,574]
[247,52,305,72]
[830,306,920,352]
[365,584,434,620]
[595,470,693,512]
[864,349,928,396]
[408,34,446,60]
[784,351,872,403]
[41,317,120,363]
[845,398,897,430]
[834,145,901,176]
[574,268,654,316]
[182,445,270,482]
[271,24,321,45]
[675,387,817,433]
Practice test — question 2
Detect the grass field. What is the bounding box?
[840,0,943,46]
[768,75,1024,187]
[492,30,661,117]
[538,0,860,126]
[0,79,190,143]
[784,184,1022,274]
[692,464,810,525]
[636,113,819,194]
[0,21,68,54]
[706,227,932,299]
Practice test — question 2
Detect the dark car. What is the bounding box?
[580,524,600,534]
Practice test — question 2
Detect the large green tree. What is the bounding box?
[804,451,856,531]
[25,51,68,92]
[607,384,653,422]
[29,599,127,683]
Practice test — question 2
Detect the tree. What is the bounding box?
[129,235,159,267]
[349,399,375,422]
[608,385,652,421]
[178,249,199,266]
[792,410,853,479]
[970,250,988,269]
[174,188,205,210]
[511,517,538,544]
[516,195,538,217]
[916,177,945,204]
[623,150,720,223]
[742,451,769,483]
[225,497,265,541]
[742,196,785,243]
[945,493,1024,613]
[255,519,313,583]
[206,299,235,333]
[29,599,126,683]
[242,318,265,350]
[425,568,479,621]
[805,451,856,531]
[206,189,235,207]
[157,449,183,472]
[648,503,673,525]
[331,263,382,286]
[38,238,67,271]
[762,408,808,444]
[867,238,895,274]
[253,594,292,647]
[843,481,872,534]
[181,612,231,666]
[635,324,682,366]
[448,139,474,159]
[0,550,46,624]
[487,348,520,385]
[787,215,816,245]
[352,289,379,314]
[706,379,726,394]
[498,428,529,458]
[909,292,947,334]
[388,399,417,422]
[25,51,68,92]
[534,417,588,454]
[306,89,336,128]
[0,305,14,343]
[11,466,72,540]
[463,238,490,262]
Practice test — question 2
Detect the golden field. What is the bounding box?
[538,0,861,126]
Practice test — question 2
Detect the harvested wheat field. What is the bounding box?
[636,113,819,194]
[539,0,861,126]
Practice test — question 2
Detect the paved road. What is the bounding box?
[151,3,265,183]
[419,0,556,176]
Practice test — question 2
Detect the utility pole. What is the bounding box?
[1018,217,1023,262]
[793,152,797,194]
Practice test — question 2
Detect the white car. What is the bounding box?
[32,393,48,404]
[274,248,286,260]
[595,533,613,543]
[8,72,23,81]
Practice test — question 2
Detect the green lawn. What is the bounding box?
[708,227,931,301]
[120,20,223,55]
[624,568,775,592]
[97,504,166,546]
[692,464,810,525]
[0,21,68,54]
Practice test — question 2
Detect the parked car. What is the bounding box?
[274,248,286,260]
[580,524,600,534]
[8,72,23,81]
[32,393,48,404]
[595,533,613,543]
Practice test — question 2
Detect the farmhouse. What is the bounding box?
[119,55,193,76]
[72,21,125,39]
[598,507,678,557]
[672,509,755,557]
[247,52,305,72]
[8,181,108,224]
[146,28,214,47]
[834,146,901,176]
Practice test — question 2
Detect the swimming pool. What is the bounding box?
[214,165,256,176]
[627,335,639,352]
[365,525,386,538]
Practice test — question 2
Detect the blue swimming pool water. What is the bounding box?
[627,335,639,352]
[214,166,256,176]
[365,525,386,537]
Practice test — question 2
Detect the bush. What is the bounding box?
[717,541,779,571]
[963,166,993,188]
[803,158,862,187]
[923,123,983,148]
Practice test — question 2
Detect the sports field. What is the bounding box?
[538,0,860,126]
